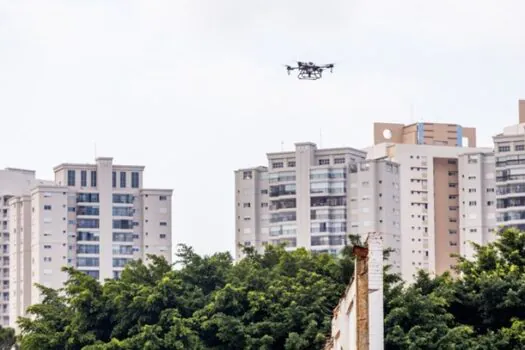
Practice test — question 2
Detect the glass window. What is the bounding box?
[131,172,139,188]
[113,258,132,268]
[81,270,100,279]
[113,194,134,204]
[112,171,117,188]
[77,244,100,254]
[91,171,97,187]
[112,207,134,216]
[67,170,76,186]
[80,171,87,187]
[77,193,99,203]
[77,206,100,216]
[112,232,134,242]
[77,257,99,267]
[113,220,134,229]
[120,172,126,188]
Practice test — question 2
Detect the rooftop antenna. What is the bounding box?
[94,142,97,159]
[281,141,284,152]
[320,128,323,148]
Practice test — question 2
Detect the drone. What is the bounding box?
[284,61,335,80]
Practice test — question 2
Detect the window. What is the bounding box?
[516,144,525,151]
[67,170,76,186]
[111,220,132,229]
[449,183,457,188]
[261,189,268,195]
[112,172,117,188]
[288,161,296,167]
[44,245,51,249]
[159,196,167,201]
[469,201,477,206]
[44,205,52,210]
[261,202,268,208]
[447,159,457,165]
[318,159,330,165]
[90,171,97,187]
[242,171,252,180]
[272,162,284,169]
[498,146,510,152]
[160,221,168,226]
[334,157,346,164]
[243,203,251,208]
[487,188,494,192]
[131,172,139,188]
[81,170,87,187]
[487,201,494,206]
[43,257,52,262]
[120,172,126,188]
[468,188,476,193]
[159,234,166,239]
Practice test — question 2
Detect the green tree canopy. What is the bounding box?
[17,228,525,349]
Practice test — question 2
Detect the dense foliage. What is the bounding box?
[17,245,360,350]
[16,228,525,349]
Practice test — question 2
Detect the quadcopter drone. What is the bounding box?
[284,61,335,80]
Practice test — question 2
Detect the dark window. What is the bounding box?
[120,172,126,188]
[80,171,87,187]
[90,171,97,187]
[112,172,117,188]
[67,170,76,186]
[131,172,139,188]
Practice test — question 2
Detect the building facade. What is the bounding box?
[367,143,494,281]
[493,101,525,233]
[235,142,367,259]
[457,151,496,259]
[0,168,51,326]
[8,157,172,327]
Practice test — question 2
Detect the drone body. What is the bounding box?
[285,61,335,80]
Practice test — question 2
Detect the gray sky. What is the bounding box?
[1,1,525,256]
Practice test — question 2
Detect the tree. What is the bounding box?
[18,244,357,350]
[0,326,15,350]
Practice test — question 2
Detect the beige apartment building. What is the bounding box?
[369,122,494,281]
[7,157,172,328]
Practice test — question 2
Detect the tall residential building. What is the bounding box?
[234,143,403,274]
[457,151,496,260]
[368,138,493,281]
[9,157,172,327]
[493,100,525,232]
[235,143,367,259]
[0,168,51,326]
[348,160,401,274]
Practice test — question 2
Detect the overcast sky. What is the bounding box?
[1,1,525,256]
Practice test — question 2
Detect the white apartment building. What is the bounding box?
[457,152,496,259]
[235,142,367,259]
[493,109,525,232]
[234,143,403,274]
[348,160,401,275]
[9,157,172,327]
[367,143,494,281]
[0,168,52,326]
